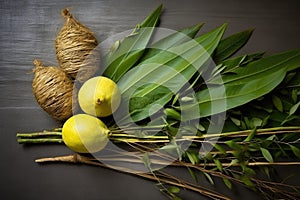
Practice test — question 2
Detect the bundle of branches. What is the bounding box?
[17,4,300,200]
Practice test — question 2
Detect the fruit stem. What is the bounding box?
[96,97,105,105]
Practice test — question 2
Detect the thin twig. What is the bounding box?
[36,154,230,200]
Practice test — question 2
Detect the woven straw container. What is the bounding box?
[55,8,99,81]
[32,59,74,121]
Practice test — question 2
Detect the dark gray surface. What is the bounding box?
[0,0,299,199]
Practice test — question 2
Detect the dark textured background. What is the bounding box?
[0,0,299,199]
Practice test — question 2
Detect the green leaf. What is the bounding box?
[164,108,181,121]
[142,152,152,170]
[242,165,256,176]
[104,4,162,82]
[191,49,300,118]
[225,140,242,151]
[221,52,264,73]
[289,101,300,115]
[140,23,204,61]
[251,118,263,127]
[197,123,206,131]
[243,117,252,129]
[266,135,276,141]
[186,151,200,165]
[214,143,226,154]
[128,84,172,121]
[187,167,198,183]
[288,144,300,159]
[228,159,239,167]
[203,172,214,185]
[286,71,300,86]
[216,49,300,86]
[260,147,274,162]
[222,178,232,189]
[230,117,241,127]
[214,29,254,63]
[292,89,298,103]
[272,95,284,112]
[241,175,255,188]
[214,159,223,172]
[168,186,181,194]
[117,24,227,122]
[261,166,271,178]
[244,127,256,142]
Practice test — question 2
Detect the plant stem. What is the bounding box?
[16,131,62,137]
[36,154,231,200]
[17,138,63,144]
[35,153,300,199]
[16,126,300,144]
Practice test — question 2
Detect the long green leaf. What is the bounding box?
[121,24,227,94]
[214,49,300,85]
[196,68,285,118]
[192,49,300,118]
[140,23,204,61]
[103,4,162,82]
[214,29,254,63]
[116,24,227,123]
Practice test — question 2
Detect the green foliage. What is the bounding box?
[194,49,300,118]
[272,95,284,112]
[104,4,162,82]
[140,23,204,61]
[142,152,152,170]
[213,143,226,154]
[185,151,200,165]
[214,29,254,63]
[203,171,214,185]
[243,128,256,142]
[289,101,300,116]
[260,148,274,162]
[168,186,181,194]
[187,167,198,183]
[222,178,232,189]
[289,145,300,159]
[213,159,223,172]
[226,69,300,129]
[118,24,226,122]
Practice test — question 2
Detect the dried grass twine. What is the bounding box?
[32,59,74,121]
[55,8,98,79]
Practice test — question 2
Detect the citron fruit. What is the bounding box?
[62,114,110,153]
[78,76,121,117]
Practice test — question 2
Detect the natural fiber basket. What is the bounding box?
[55,8,99,81]
[32,59,74,121]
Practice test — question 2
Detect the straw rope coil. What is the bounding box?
[32,59,74,121]
[55,8,99,81]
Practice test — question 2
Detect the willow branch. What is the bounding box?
[36,154,230,200]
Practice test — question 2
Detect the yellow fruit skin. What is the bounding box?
[62,114,110,153]
[78,76,121,117]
